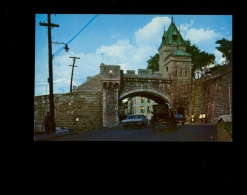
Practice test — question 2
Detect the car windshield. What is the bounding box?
[127,115,141,119]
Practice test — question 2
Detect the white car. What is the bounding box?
[218,114,232,122]
[122,114,148,129]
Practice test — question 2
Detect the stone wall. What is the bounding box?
[188,64,232,123]
[34,74,103,131]
[34,64,232,131]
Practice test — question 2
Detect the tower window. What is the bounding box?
[179,70,182,77]
[166,66,168,72]
[184,70,188,77]
[172,31,178,43]
[141,97,145,103]
[174,70,177,76]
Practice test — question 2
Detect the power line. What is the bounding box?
[53,14,99,58]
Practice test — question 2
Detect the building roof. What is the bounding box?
[158,17,186,50]
[172,49,191,57]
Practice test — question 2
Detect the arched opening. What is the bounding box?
[119,90,170,124]
[177,107,185,116]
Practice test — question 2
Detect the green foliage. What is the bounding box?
[222,122,232,138]
[147,53,159,73]
[185,40,215,78]
[215,38,232,63]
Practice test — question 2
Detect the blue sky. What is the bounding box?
[35,14,232,96]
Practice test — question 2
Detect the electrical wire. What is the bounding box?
[53,14,99,58]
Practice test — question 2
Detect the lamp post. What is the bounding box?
[52,41,69,53]
[40,14,69,133]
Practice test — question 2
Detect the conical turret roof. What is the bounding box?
[158,17,186,50]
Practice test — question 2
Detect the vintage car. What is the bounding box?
[150,104,177,131]
[121,114,148,129]
[173,114,187,125]
[218,114,232,122]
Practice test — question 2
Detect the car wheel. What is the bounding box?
[123,125,127,130]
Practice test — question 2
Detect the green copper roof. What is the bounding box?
[172,49,191,56]
[158,18,186,50]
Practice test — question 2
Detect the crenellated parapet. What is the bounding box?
[124,69,164,79]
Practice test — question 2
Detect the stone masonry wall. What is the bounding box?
[188,64,232,123]
[34,64,232,131]
[34,74,103,132]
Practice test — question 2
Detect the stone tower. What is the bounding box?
[100,63,121,127]
[158,16,192,117]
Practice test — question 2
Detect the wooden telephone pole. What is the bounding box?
[39,14,59,133]
[69,56,80,93]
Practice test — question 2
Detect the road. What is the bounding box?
[34,123,218,141]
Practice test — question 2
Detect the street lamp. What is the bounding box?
[40,14,70,133]
[52,41,69,53]
[64,44,69,52]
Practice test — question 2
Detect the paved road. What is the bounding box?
[34,123,218,142]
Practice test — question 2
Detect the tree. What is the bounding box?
[215,38,232,63]
[146,53,159,73]
[185,40,215,78]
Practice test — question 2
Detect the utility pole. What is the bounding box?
[228,84,232,115]
[40,14,59,133]
[69,56,80,93]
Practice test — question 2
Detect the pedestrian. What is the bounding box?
[44,111,51,136]
[168,109,172,119]
[202,113,206,123]
[191,114,195,123]
[199,113,203,123]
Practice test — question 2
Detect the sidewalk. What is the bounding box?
[34,130,77,141]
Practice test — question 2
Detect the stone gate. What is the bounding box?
[34,16,231,131]
[100,63,173,127]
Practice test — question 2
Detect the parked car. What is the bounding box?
[218,114,232,122]
[121,114,148,129]
[173,114,187,125]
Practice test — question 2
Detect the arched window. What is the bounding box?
[166,66,169,72]
[184,70,188,77]
[179,70,182,77]
[174,70,177,76]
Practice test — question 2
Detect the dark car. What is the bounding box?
[173,114,187,125]
[121,114,148,129]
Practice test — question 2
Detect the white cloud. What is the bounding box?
[35,15,231,96]
[185,28,218,44]
[135,16,171,47]
[214,49,226,65]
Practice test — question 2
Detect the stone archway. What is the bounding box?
[177,107,185,116]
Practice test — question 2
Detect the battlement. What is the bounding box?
[124,69,164,78]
